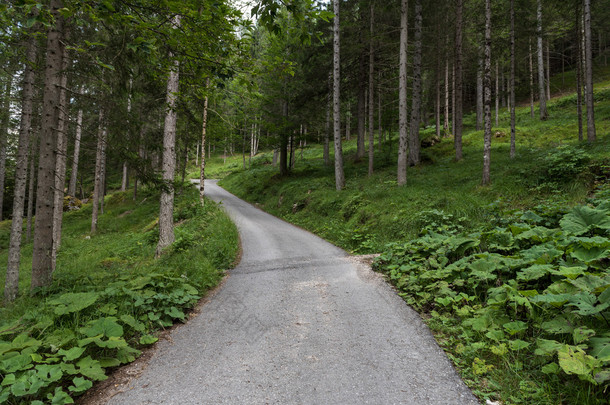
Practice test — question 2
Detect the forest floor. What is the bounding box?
[209,68,610,404]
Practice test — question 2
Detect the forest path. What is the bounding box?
[107,180,479,404]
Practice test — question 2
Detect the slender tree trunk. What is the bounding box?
[444,59,450,135]
[452,63,456,136]
[199,79,209,205]
[408,0,422,167]
[378,70,382,147]
[68,102,82,197]
[482,0,492,186]
[454,0,463,161]
[0,75,12,221]
[31,0,64,291]
[5,32,37,303]
[546,39,551,100]
[397,0,409,184]
[510,0,516,158]
[324,90,330,166]
[436,56,441,139]
[537,0,548,120]
[91,109,105,234]
[529,38,535,118]
[584,0,596,142]
[345,102,351,140]
[495,61,499,127]
[356,39,366,161]
[51,47,70,271]
[368,2,375,176]
[576,11,584,141]
[156,15,181,257]
[26,150,35,242]
[333,0,345,190]
[476,57,483,130]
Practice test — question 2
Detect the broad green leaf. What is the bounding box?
[568,292,609,316]
[98,357,121,368]
[571,246,609,263]
[540,316,574,334]
[68,377,92,393]
[35,364,63,383]
[58,347,86,361]
[139,335,158,345]
[48,292,99,316]
[1,373,15,386]
[1,353,33,373]
[503,321,528,335]
[530,293,572,307]
[491,343,508,356]
[76,356,107,381]
[594,370,610,384]
[116,346,140,364]
[509,339,531,351]
[590,337,610,361]
[165,307,185,320]
[520,244,563,265]
[47,387,74,404]
[120,314,146,332]
[485,329,505,342]
[557,345,599,382]
[560,206,610,235]
[541,362,561,374]
[80,317,123,338]
[572,327,596,344]
[95,337,128,349]
[517,264,553,281]
[548,265,586,280]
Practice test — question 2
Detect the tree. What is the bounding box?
[408,0,422,167]
[199,78,210,205]
[482,0,492,185]
[397,0,408,185]
[583,0,596,142]
[509,0,516,158]
[91,108,106,234]
[0,74,12,222]
[31,0,65,291]
[367,1,375,177]
[537,0,548,120]
[454,0,463,161]
[332,0,345,191]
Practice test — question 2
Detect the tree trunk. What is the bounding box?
[356,39,366,161]
[333,0,345,190]
[324,91,330,166]
[510,0,516,158]
[584,0,596,142]
[546,39,551,100]
[199,79,209,205]
[68,103,82,197]
[495,61,499,127]
[476,57,483,130]
[26,150,35,242]
[345,102,351,140]
[0,75,12,222]
[51,47,70,271]
[91,108,106,234]
[576,11,584,141]
[537,0,548,120]
[397,0,409,184]
[5,31,37,303]
[368,2,375,177]
[31,0,64,291]
[444,59,450,135]
[529,38,535,118]
[279,100,288,176]
[408,0,422,167]
[436,54,441,139]
[156,15,181,257]
[482,0,492,186]
[454,0,463,161]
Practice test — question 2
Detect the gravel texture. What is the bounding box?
[107,180,480,405]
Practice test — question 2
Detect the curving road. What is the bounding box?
[108,180,479,404]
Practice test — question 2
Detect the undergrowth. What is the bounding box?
[0,184,238,404]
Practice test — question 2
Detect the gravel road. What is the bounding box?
[107,180,479,404]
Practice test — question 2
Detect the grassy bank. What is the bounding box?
[215,76,610,403]
[0,184,238,404]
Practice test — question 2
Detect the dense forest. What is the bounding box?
[1,0,610,403]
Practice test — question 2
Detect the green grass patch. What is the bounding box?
[0,184,238,404]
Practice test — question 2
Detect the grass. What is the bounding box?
[0,183,238,403]
[213,66,610,404]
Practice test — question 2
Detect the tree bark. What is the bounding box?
[368,2,375,177]
[510,0,516,158]
[68,101,82,197]
[476,57,483,130]
[408,0,422,167]
[495,61,499,127]
[397,0,409,184]
[199,78,209,205]
[91,108,106,234]
[156,15,181,257]
[333,0,345,190]
[444,59,450,135]
[51,47,70,271]
[482,0,492,186]
[26,149,35,242]
[584,0,596,142]
[5,31,37,303]
[356,37,366,161]
[546,39,551,100]
[324,86,330,166]
[576,11,584,141]
[0,75,12,222]
[537,0,548,120]
[31,0,65,291]
[454,0,463,161]
[529,38,535,118]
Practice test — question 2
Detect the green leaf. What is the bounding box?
[80,317,123,338]
[139,335,158,345]
[517,264,553,281]
[76,356,107,381]
[120,314,146,332]
[503,321,528,335]
[541,362,561,374]
[165,306,185,320]
[35,364,63,383]
[590,337,610,361]
[560,206,610,235]
[594,370,610,384]
[68,377,92,393]
[568,292,609,316]
[509,339,531,351]
[571,246,609,263]
[557,345,599,382]
[98,357,121,368]
[548,265,586,280]
[48,292,99,316]
[530,293,572,307]
[1,353,33,373]
[47,387,74,404]
[116,346,140,364]
[485,329,505,342]
[540,316,574,334]
[572,327,596,345]
[58,347,86,361]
